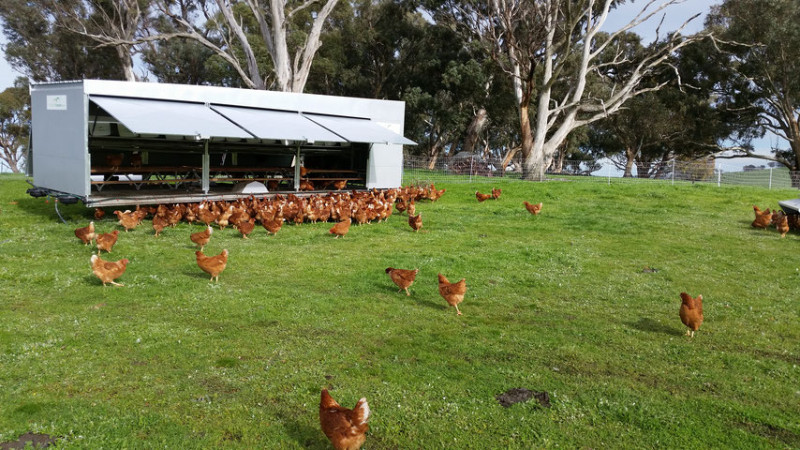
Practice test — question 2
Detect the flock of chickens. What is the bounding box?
[71,184,719,449]
[751,204,800,237]
[75,186,447,289]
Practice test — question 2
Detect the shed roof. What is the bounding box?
[305,113,416,145]
[90,94,415,145]
[91,96,252,139]
[210,105,345,143]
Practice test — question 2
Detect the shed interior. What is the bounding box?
[87,99,369,201]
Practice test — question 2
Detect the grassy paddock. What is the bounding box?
[0,174,798,448]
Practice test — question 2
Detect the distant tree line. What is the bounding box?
[1,0,798,185]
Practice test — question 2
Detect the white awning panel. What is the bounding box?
[90,96,252,139]
[305,114,417,145]
[211,105,346,143]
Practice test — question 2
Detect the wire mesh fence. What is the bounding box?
[402,155,800,190]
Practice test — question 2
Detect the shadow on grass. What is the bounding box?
[277,412,329,450]
[628,317,682,336]
[84,275,101,286]
[373,279,445,312]
[184,269,214,281]
[84,274,133,288]
[412,296,446,312]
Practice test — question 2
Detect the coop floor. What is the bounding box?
[84,183,367,208]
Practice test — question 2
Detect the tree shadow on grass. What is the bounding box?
[628,317,682,336]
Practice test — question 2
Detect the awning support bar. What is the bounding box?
[294,144,301,192]
[202,140,210,194]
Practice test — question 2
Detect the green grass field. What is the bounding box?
[1,174,799,448]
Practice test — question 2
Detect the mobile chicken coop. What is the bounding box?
[27,79,414,207]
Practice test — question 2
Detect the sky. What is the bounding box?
[602,0,719,42]
[0,1,775,171]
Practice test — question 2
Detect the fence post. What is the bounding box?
[607,164,611,185]
[469,156,473,183]
[717,168,721,187]
[769,167,773,190]
[671,160,675,185]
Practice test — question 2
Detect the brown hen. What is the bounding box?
[523,201,543,215]
[75,221,96,245]
[190,226,213,251]
[772,210,790,237]
[114,210,140,232]
[408,213,422,232]
[476,191,492,202]
[91,254,129,287]
[491,187,502,199]
[236,218,256,239]
[263,217,284,236]
[152,214,169,237]
[679,292,704,337]
[319,389,370,450]
[438,273,467,315]
[329,218,352,238]
[196,249,228,282]
[385,267,419,296]
[751,205,772,228]
[406,200,416,217]
[96,230,119,253]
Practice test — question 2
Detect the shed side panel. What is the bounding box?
[366,144,403,189]
[31,85,88,197]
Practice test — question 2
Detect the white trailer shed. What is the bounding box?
[27,80,414,207]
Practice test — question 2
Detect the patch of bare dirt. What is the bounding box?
[0,432,57,449]
[495,388,551,408]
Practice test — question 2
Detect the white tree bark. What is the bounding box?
[53,0,144,82]
[59,0,339,92]
[468,0,705,180]
[161,0,340,92]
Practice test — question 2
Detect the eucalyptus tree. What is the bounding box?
[585,26,733,178]
[429,0,704,180]
[0,78,30,173]
[22,0,342,92]
[0,0,128,81]
[45,0,149,81]
[308,0,426,98]
[586,77,725,178]
[308,0,508,167]
[146,0,343,92]
[139,11,235,86]
[705,0,800,180]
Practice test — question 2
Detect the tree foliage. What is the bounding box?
[586,37,733,178]
[0,0,128,81]
[0,78,30,173]
[308,0,515,168]
[4,0,793,179]
[144,0,342,92]
[425,0,704,179]
[705,0,800,176]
